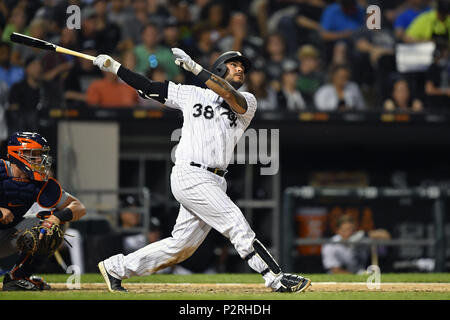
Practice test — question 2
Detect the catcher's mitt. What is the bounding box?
[16,220,64,257]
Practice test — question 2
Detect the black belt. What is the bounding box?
[190,162,227,177]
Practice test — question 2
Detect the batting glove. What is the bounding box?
[93,54,121,74]
[171,48,203,75]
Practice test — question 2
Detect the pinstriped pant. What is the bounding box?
[104,163,280,287]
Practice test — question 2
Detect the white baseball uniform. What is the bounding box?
[103,81,283,289]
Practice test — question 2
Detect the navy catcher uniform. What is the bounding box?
[0,132,86,291]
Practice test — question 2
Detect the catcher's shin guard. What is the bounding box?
[9,251,46,279]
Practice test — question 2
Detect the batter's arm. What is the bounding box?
[92,54,168,104]
[202,71,247,114]
[171,48,247,114]
[117,66,168,104]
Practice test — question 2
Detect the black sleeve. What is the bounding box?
[117,66,168,103]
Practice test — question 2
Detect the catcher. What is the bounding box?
[0,131,86,291]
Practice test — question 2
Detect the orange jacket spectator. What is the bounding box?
[86,72,138,107]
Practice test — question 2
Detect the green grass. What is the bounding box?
[16,272,450,284]
[1,273,450,300]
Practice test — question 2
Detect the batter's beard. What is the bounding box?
[224,71,245,89]
[229,80,244,89]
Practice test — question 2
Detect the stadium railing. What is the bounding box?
[281,186,447,272]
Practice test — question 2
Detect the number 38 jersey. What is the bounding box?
[165,81,257,170]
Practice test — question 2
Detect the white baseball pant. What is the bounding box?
[103,163,282,288]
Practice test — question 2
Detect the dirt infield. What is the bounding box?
[46,282,450,293]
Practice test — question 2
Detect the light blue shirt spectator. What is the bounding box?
[320,3,366,32]
[0,64,24,89]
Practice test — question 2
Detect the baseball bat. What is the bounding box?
[10,32,111,67]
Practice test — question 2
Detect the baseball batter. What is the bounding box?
[94,48,311,293]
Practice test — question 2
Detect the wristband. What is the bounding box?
[111,60,121,74]
[53,208,73,222]
[197,69,212,83]
[191,62,203,76]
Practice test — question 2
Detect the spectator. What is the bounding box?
[321,215,391,274]
[0,41,24,89]
[76,4,120,55]
[40,28,77,109]
[424,45,450,109]
[7,55,42,133]
[134,23,181,81]
[384,77,424,112]
[405,0,450,43]
[319,0,366,64]
[63,43,103,108]
[121,0,151,47]
[394,0,432,42]
[108,0,134,30]
[170,0,196,49]
[11,18,47,66]
[189,0,211,21]
[91,0,122,54]
[189,0,212,23]
[0,1,8,33]
[216,11,263,62]
[160,17,185,50]
[76,6,99,52]
[121,48,138,72]
[353,28,396,105]
[198,0,230,45]
[263,32,295,88]
[314,64,366,111]
[241,59,278,111]
[276,60,307,111]
[0,80,8,149]
[33,0,68,30]
[379,0,413,27]
[86,59,139,108]
[146,0,172,27]
[249,0,270,38]
[190,23,215,70]
[296,44,324,108]
[2,5,27,44]
[273,0,326,54]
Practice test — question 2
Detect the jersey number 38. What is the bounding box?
[193,104,214,119]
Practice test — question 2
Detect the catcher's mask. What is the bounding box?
[7,132,52,182]
[212,51,252,78]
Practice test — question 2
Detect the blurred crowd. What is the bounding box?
[0,0,449,143]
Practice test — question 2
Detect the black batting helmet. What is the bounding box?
[212,51,251,77]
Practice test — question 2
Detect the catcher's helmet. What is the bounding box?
[212,51,251,77]
[7,132,52,181]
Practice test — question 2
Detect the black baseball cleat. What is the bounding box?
[275,273,311,293]
[2,273,51,291]
[98,261,128,292]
